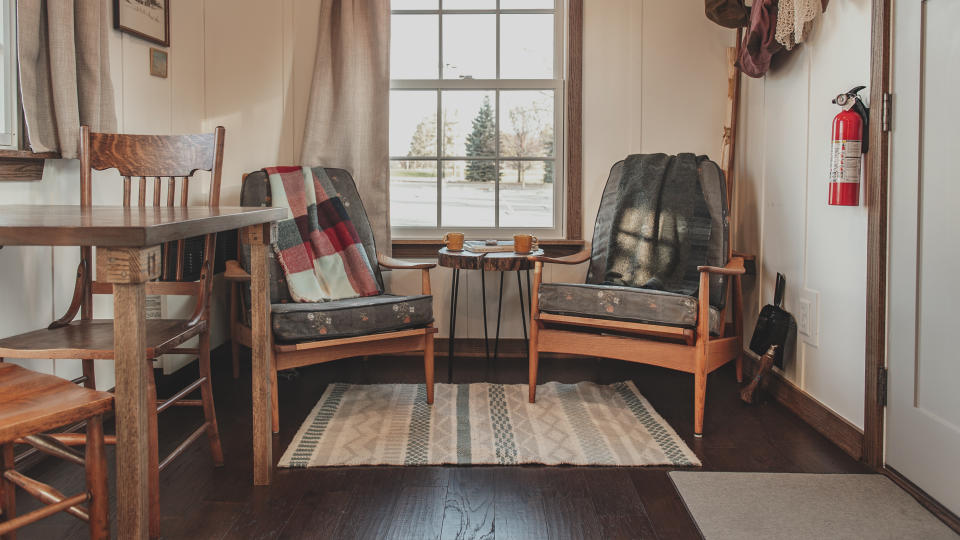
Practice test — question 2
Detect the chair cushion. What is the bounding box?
[270,294,433,342]
[538,283,721,335]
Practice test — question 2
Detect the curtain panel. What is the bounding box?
[17,0,117,159]
[300,0,391,254]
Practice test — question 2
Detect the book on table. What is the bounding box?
[463,240,515,253]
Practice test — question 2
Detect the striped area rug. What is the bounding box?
[278,381,700,467]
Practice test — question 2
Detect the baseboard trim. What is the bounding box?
[883,466,960,535]
[742,352,865,461]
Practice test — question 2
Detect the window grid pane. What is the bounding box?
[390,1,560,233]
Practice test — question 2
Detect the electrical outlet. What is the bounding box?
[798,288,820,347]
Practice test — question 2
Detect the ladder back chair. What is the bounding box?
[0,362,112,539]
[0,125,227,537]
[527,156,746,437]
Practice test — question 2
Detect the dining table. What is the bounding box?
[0,204,286,539]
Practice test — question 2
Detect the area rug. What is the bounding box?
[278,381,700,467]
[670,472,959,540]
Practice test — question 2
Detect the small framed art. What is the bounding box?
[149,48,168,78]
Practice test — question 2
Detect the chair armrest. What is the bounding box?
[377,252,436,270]
[529,243,592,265]
[698,256,746,276]
[732,250,756,262]
[224,259,251,282]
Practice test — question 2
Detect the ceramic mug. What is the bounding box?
[443,232,465,251]
[513,234,538,254]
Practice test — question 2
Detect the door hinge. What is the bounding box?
[881,93,892,132]
[878,367,889,407]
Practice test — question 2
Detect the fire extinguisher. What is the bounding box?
[828,86,869,206]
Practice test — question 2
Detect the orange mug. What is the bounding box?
[513,234,538,254]
[443,232,465,251]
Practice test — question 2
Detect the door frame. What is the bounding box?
[863,0,960,532]
[862,0,890,471]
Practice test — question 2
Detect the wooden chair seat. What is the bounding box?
[0,363,112,445]
[0,319,205,360]
[0,363,112,538]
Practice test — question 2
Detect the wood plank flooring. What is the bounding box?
[12,347,869,539]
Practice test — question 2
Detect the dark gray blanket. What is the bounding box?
[601,153,713,297]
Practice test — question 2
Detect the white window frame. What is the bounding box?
[390,0,566,240]
[0,0,18,150]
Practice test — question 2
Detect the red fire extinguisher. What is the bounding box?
[828,86,869,206]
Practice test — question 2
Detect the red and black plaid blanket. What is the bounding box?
[265,166,379,302]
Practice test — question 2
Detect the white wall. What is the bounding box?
[0,1,209,388]
[733,0,873,427]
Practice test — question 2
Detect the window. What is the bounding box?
[389,0,564,238]
[0,0,18,150]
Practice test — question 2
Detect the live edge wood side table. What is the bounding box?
[0,204,286,539]
[437,247,544,381]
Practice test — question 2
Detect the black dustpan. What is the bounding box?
[749,272,791,369]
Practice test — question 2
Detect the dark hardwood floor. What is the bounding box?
[13,347,870,539]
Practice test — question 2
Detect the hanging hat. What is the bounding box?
[705,0,751,29]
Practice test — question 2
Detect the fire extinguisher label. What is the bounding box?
[830,139,862,183]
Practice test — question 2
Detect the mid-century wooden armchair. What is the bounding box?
[0,125,226,537]
[225,167,436,433]
[528,158,745,437]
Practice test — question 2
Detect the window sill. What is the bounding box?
[392,238,586,259]
[0,149,60,181]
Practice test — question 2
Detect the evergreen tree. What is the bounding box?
[464,97,498,182]
[543,139,554,184]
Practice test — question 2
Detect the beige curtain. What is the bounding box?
[17,0,117,159]
[300,0,391,253]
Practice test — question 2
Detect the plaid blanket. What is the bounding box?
[265,166,379,302]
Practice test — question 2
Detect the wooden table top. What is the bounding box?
[437,247,544,272]
[0,205,286,247]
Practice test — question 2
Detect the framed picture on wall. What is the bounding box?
[114,0,169,47]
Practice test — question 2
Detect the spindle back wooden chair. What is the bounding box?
[0,363,112,539]
[0,125,226,538]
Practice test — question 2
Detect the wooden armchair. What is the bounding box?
[226,167,437,433]
[0,125,226,537]
[527,158,745,437]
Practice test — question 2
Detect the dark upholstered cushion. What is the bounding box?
[538,283,721,335]
[586,157,729,309]
[240,167,385,302]
[271,294,433,342]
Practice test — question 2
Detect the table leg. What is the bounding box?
[481,270,491,379]
[447,269,460,383]
[243,224,275,486]
[493,273,505,361]
[517,271,529,357]
[98,246,161,540]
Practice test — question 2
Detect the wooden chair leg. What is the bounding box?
[271,352,280,435]
[0,443,14,540]
[528,323,540,403]
[198,330,224,466]
[82,359,96,389]
[424,327,435,404]
[695,272,710,437]
[529,261,543,404]
[230,283,241,379]
[84,415,109,540]
[145,360,161,539]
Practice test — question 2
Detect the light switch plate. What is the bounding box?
[798,288,820,347]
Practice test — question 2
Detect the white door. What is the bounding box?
[886,0,960,516]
